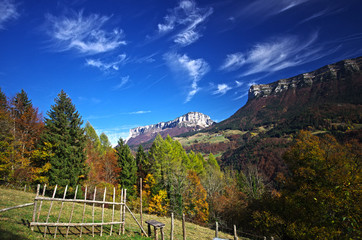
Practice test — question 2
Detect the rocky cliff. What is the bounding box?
[126,112,214,148]
[248,58,361,100]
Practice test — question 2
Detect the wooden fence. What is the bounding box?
[29,184,147,238]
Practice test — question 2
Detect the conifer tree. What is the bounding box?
[41,90,87,187]
[115,138,137,196]
[135,145,149,179]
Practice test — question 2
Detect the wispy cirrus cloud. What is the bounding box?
[220,32,336,76]
[236,0,311,20]
[113,75,130,90]
[86,54,126,71]
[219,53,245,71]
[164,52,209,102]
[46,10,126,54]
[157,0,213,46]
[0,0,19,29]
[129,110,151,115]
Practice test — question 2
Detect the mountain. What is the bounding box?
[175,56,362,180]
[126,112,214,149]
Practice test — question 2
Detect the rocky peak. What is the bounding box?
[248,57,361,100]
[127,112,214,142]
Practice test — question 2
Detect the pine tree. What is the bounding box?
[41,90,87,187]
[115,138,137,196]
[135,145,149,179]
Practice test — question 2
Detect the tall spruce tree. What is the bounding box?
[115,138,137,196]
[42,90,86,187]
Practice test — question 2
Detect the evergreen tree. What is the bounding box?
[41,90,87,187]
[135,145,149,179]
[115,138,137,196]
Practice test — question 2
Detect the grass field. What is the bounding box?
[0,186,235,240]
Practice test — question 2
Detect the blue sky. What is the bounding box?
[1,0,362,145]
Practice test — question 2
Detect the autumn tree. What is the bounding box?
[251,131,361,239]
[9,90,44,183]
[40,90,87,187]
[183,170,209,223]
[0,88,13,182]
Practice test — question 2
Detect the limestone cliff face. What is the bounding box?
[127,112,214,147]
[249,58,361,100]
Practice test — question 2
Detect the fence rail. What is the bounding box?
[29,184,134,238]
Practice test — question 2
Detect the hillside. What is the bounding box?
[0,187,234,240]
[176,56,362,180]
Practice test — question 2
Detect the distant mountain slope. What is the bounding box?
[179,56,362,180]
[126,112,214,149]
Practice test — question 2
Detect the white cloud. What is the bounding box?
[114,75,130,90]
[46,10,126,54]
[235,80,243,87]
[164,52,209,102]
[129,110,151,114]
[221,32,334,76]
[157,0,213,46]
[0,0,19,29]
[220,53,245,71]
[237,0,311,20]
[213,84,231,95]
[86,54,126,71]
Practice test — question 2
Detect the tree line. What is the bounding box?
[0,88,360,239]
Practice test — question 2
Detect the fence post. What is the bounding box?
[215,221,218,238]
[37,184,46,221]
[122,189,127,234]
[119,189,124,235]
[31,184,40,231]
[182,213,186,240]
[170,212,174,240]
[110,187,116,235]
[92,187,97,237]
[101,187,107,236]
[66,185,78,237]
[54,185,68,238]
[140,178,143,229]
[80,185,87,237]
[234,225,238,240]
[44,185,57,238]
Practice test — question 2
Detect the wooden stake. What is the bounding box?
[110,187,115,235]
[215,221,218,238]
[122,189,127,234]
[92,187,97,237]
[182,213,186,240]
[37,184,46,221]
[31,184,40,231]
[119,188,124,235]
[170,212,174,240]
[125,205,148,237]
[54,185,68,238]
[66,185,78,237]
[44,185,57,238]
[80,185,87,237]
[140,178,143,228]
[100,187,106,236]
[234,225,238,240]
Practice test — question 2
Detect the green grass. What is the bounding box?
[0,187,235,240]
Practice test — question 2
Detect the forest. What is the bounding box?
[0,88,360,239]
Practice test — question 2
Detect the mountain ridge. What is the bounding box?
[126,112,214,148]
[177,56,362,180]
